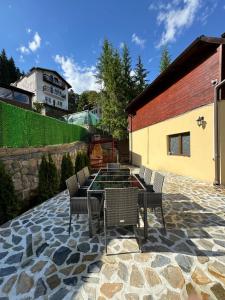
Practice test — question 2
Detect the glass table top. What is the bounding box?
[88,168,145,192]
[89,180,144,191]
[94,174,137,182]
[98,168,130,176]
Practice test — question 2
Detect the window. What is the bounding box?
[0,87,13,99]
[14,92,29,104]
[168,132,190,156]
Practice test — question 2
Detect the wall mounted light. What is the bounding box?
[196,116,205,127]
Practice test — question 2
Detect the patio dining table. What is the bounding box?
[87,168,146,237]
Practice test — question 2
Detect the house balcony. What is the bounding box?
[43,85,66,100]
[43,74,65,90]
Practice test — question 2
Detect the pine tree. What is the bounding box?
[38,155,50,201]
[121,44,135,103]
[75,152,83,173]
[0,49,10,84]
[0,49,23,85]
[0,162,20,224]
[134,56,148,96]
[96,39,128,140]
[160,45,171,73]
[38,155,59,201]
[48,154,59,197]
[60,153,74,190]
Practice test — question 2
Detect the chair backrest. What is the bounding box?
[83,166,90,179]
[153,172,165,193]
[107,163,120,169]
[144,168,153,185]
[77,169,86,187]
[104,187,139,227]
[139,165,145,178]
[66,175,79,197]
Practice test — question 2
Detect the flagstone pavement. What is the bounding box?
[1,171,225,300]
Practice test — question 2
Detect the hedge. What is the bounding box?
[0,101,88,147]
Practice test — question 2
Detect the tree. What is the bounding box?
[77,90,99,112]
[75,152,83,173]
[133,56,148,95]
[38,155,59,201]
[0,162,20,224]
[160,45,171,73]
[60,153,74,190]
[0,49,23,84]
[48,154,59,197]
[33,102,44,113]
[68,89,79,112]
[121,44,135,103]
[38,155,49,201]
[96,39,128,140]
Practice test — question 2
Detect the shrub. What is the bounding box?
[75,152,83,173]
[38,155,59,201]
[48,154,59,197]
[60,153,74,190]
[75,151,89,172]
[0,161,20,224]
[38,155,50,201]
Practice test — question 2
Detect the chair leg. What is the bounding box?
[104,210,107,255]
[135,225,141,252]
[160,206,166,229]
[144,199,148,239]
[68,212,72,235]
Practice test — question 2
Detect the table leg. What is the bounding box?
[87,191,93,238]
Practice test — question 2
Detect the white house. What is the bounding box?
[13,67,71,117]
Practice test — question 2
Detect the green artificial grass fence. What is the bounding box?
[0,101,88,147]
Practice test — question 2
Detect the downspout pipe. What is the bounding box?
[214,79,225,185]
[128,114,133,165]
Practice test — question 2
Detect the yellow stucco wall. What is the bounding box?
[130,104,215,183]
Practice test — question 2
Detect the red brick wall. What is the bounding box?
[130,50,219,132]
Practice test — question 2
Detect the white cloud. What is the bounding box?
[153,0,201,47]
[18,46,30,54]
[18,31,41,55]
[54,55,101,94]
[26,28,32,34]
[29,32,41,52]
[198,1,217,25]
[132,33,146,48]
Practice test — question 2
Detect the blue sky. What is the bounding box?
[0,0,225,93]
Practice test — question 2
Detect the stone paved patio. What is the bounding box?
[1,171,225,299]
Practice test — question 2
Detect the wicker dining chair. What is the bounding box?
[77,169,89,188]
[143,168,153,190]
[83,167,94,185]
[135,165,146,181]
[66,175,100,234]
[104,187,140,254]
[107,163,120,169]
[139,172,165,234]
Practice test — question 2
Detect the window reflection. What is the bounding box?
[0,87,13,99]
[14,92,29,104]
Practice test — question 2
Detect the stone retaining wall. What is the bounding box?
[0,142,87,200]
